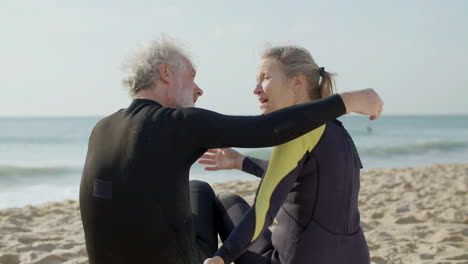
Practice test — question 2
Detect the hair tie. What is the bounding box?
[319,67,325,76]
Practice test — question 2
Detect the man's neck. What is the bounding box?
[135,87,168,107]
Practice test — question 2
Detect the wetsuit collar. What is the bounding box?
[124,99,164,113]
[130,98,163,108]
[334,119,343,126]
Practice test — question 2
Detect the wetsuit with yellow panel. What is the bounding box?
[214,120,370,264]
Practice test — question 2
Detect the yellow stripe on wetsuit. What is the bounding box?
[251,125,326,242]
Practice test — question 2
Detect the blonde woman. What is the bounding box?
[201,46,372,264]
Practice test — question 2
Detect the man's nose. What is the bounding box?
[195,85,203,96]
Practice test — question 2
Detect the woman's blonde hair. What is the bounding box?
[261,46,335,100]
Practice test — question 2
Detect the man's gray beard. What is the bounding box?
[174,94,194,108]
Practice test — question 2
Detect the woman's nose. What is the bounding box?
[253,83,262,95]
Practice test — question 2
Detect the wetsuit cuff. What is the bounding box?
[241,156,254,173]
[330,94,347,116]
[242,157,266,178]
[213,250,231,264]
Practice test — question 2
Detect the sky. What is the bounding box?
[0,0,467,116]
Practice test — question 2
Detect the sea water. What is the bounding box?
[1,115,467,208]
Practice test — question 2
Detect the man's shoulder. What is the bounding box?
[97,109,124,123]
[94,105,213,129]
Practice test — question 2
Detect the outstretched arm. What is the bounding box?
[199,149,268,178]
[174,90,382,150]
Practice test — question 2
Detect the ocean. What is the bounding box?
[0,115,467,209]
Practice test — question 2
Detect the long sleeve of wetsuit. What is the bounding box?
[242,157,269,178]
[213,126,327,264]
[169,94,345,149]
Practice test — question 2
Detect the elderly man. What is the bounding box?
[79,36,383,264]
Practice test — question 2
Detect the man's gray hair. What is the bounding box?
[122,35,191,97]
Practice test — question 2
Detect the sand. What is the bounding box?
[1,163,467,264]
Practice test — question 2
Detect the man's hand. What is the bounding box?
[203,256,225,264]
[198,148,245,171]
[340,88,384,120]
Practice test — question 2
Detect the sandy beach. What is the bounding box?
[1,163,467,264]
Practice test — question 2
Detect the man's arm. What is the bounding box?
[174,94,344,149]
[173,90,382,150]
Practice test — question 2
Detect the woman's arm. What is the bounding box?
[198,149,269,178]
[242,157,269,178]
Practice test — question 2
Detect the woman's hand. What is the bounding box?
[203,256,225,264]
[198,148,245,171]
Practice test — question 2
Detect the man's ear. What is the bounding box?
[158,63,171,84]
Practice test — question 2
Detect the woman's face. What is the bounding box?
[254,58,296,115]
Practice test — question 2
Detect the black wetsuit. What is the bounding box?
[214,120,369,264]
[79,95,345,264]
